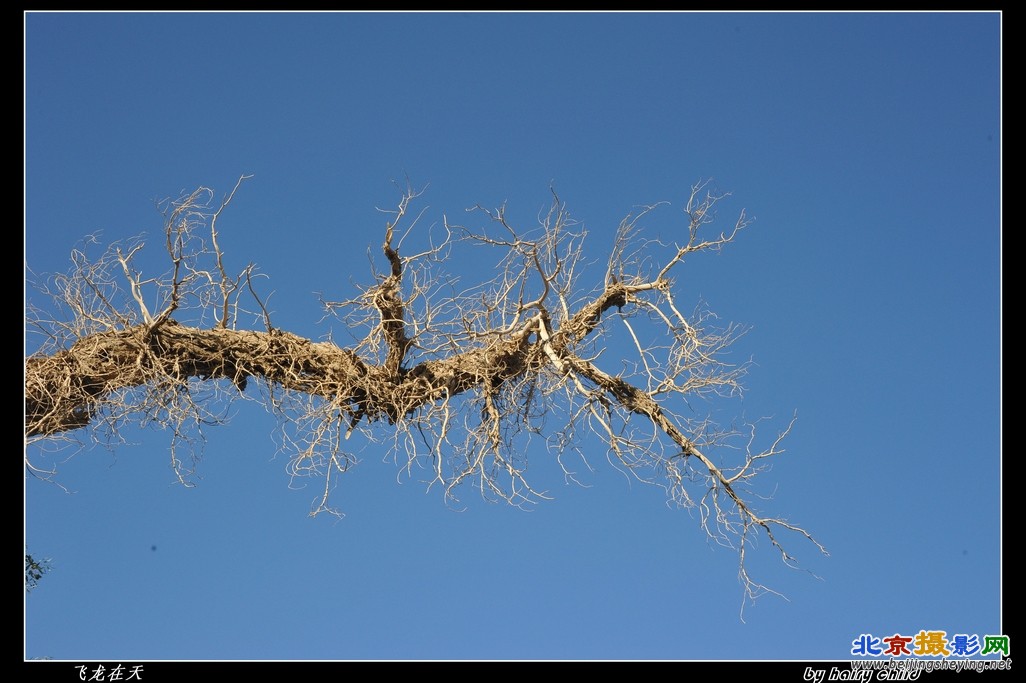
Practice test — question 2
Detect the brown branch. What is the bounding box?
[25,178,825,604]
[25,318,542,439]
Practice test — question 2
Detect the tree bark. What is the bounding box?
[26,318,540,439]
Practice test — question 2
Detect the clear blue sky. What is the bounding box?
[24,12,1001,661]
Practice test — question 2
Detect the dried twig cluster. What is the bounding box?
[25,177,826,603]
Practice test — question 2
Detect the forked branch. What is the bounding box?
[25,178,826,602]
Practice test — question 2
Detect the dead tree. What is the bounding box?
[25,177,827,603]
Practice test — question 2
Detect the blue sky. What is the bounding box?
[24,12,1001,661]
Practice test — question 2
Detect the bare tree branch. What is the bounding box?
[25,177,827,603]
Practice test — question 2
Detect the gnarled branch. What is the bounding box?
[25,177,826,603]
